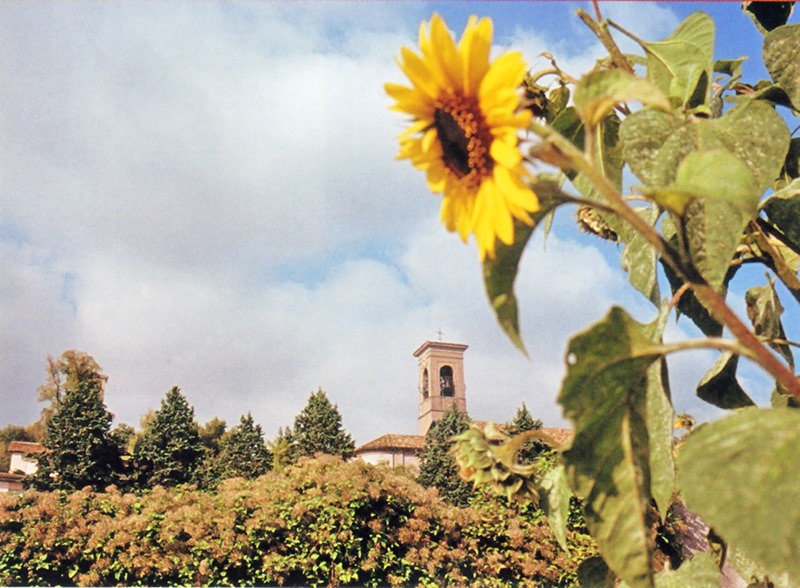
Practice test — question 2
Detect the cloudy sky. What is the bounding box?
[1,2,791,445]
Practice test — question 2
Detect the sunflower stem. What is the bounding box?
[528,118,800,401]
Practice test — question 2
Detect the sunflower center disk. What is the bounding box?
[434,94,493,189]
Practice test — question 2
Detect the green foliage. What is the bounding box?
[292,389,355,459]
[30,379,123,492]
[132,386,204,489]
[207,413,272,484]
[418,405,473,507]
[0,455,592,587]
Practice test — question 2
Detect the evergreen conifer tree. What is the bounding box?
[417,404,473,506]
[269,426,297,471]
[507,402,548,464]
[30,379,123,491]
[213,413,272,480]
[132,386,204,488]
[292,389,355,459]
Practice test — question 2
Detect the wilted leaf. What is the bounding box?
[638,12,715,107]
[574,69,670,127]
[696,351,756,409]
[762,178,800,251]
[745,2,794,34]
[764,24,800,109]
[559,307,667,588]
[678,408,800,582]
[746,282,794,368]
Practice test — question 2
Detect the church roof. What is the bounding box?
[355,434,424,453]
[8,441,46,454]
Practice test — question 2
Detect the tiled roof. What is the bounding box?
[356,434,424,453]
[8,441,46,454]
[0,472,25,482]
[540,427,573,447]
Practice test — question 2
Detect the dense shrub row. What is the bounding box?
[0,455,594,586]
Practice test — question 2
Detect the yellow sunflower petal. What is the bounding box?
[490,138,522,168]
[426,14,463,91]
[458,16,492,96]
[479,51,527,103]
[398,48,440,100]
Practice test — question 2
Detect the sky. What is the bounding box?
[1,1,795,446]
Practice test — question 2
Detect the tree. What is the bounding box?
[292,388,355,459]
[132,386,204,488]
[506,403,547,465]
[269,426,297,472]
[36,350,108,428]
[418,404,473,507]
[212,413,272,481]
[30,378,123,491]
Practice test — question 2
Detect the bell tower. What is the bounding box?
[414,339,468,436]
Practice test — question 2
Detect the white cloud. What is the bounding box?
[2,1,734,448]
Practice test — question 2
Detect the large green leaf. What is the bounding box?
[482,181,566,353]
[642,307,675,514]
[539,464,572,552]
[764,24,800,109]
[574,69,671,127]
[746,282,794,369]
[654,552,719,587]
[644,149,759,216]
[660,218,725,337]
[638,12,715,107]
[622,100,789,197]
[762,178,800,251]
[678,408,800,582]
[617,207,662,306]
[559,307,667,588]
[681,197,752,292]
[696,351,755,409]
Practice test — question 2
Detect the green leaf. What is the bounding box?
[682,197,752,292]
[622,100,789,197]
[762,178,800,251]
[559,307,666,588]
[764,25,800,109]
[654,552,720,588]
[696,351,756,409]
[642,307,675,514]
[539,464,571,552]
[660,218,724,337]
[482,181,566,353]
[745,2,794,34]
[678,408,800,582]
[746,282,794,369]
[574,69,671,127]
[644,149,758,216]
[618,207,662,306]
[639,12,715,107]
[713,99,791,195]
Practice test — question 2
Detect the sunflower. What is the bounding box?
[386,14,539,259]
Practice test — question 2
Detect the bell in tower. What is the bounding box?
[413,339,468,436]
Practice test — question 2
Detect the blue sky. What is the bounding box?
[1,2,795,445]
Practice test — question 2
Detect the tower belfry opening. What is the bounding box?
[413,339,468,436]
